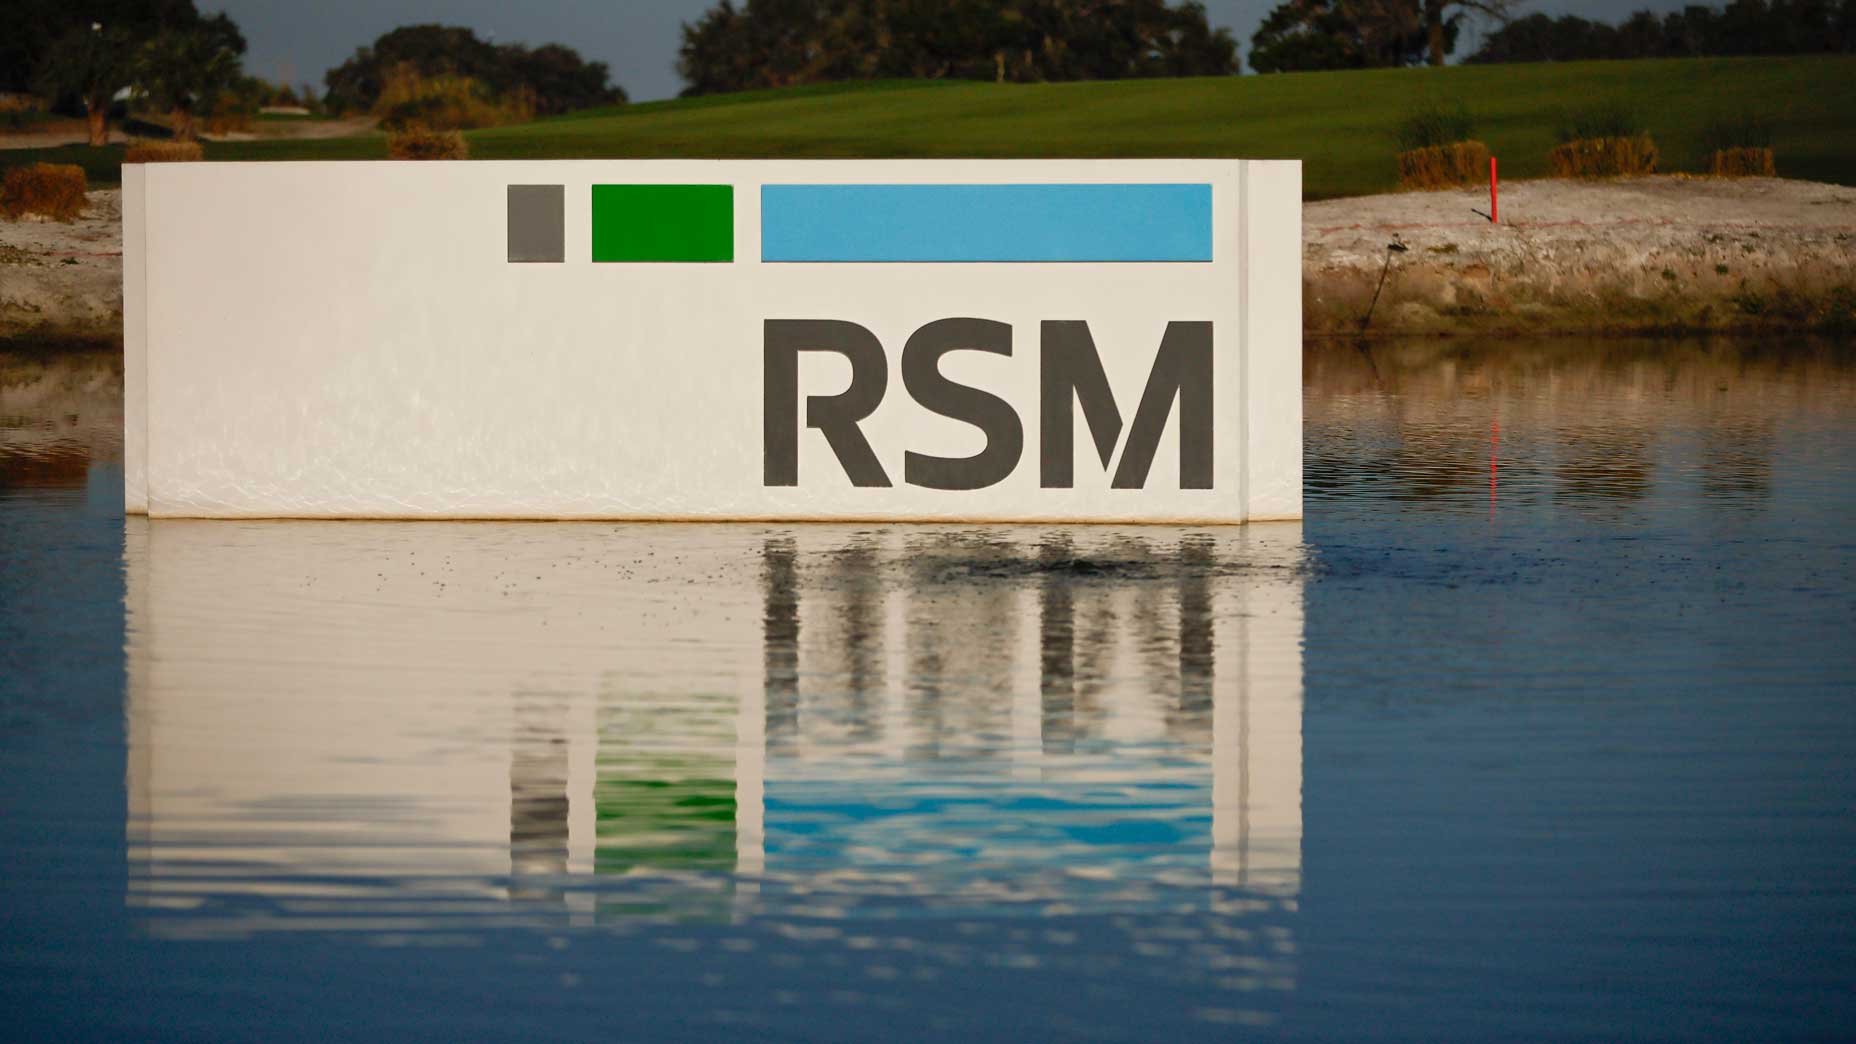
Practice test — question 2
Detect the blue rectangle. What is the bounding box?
[761,183,1212,263]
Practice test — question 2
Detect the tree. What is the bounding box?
[323,25,623,115]
[31,23,134,146]
[1250,0,1367,70]
[324,25,504,111]
[1420,1,1519,67]
[676,2,755,95]
[1250,0,1438,71]
[3,1,228,105]
[1468,0,1856,63]
[4,1,187,94]
[135,24,242,141]
[507,44,619,115]
[1156,3,1246,75]
[675,0,1238,96]
[1250,0,1516,71]
[1464,12,1610,62]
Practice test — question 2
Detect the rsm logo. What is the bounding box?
[763,319,1212,492]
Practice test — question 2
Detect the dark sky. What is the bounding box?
[215,0,1701,102]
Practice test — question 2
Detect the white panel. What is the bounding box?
[122,165,148,514]
[138,160,1301,523]
[1241,162,1304,522]
[1211,521,1303,894]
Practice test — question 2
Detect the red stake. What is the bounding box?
[1490,156,1499,224]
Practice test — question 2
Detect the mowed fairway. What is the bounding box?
[9,55,1856,199]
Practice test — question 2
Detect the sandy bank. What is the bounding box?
[0,116,377,150]
[1309,177,1856,337]
[0,189,121,345]
[4,178,1855,346]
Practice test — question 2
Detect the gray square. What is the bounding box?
[507,184,564,263]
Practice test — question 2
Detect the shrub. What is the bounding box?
[202,110,253,135]
[1711,147,1776,178]
[375,67,528,131]
[200,75,276,136]
[1394,100,1476,153]
[123,140,205,163]
[0,163,87,221]
[1397,140,1492,190]
[1700,112,1776,176]
[387,128,469,160]
[1555,100,1643,144]
[1699,111,1774,153]
[1550,135,1659,178]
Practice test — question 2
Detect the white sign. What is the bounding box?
[123,160,1301,522]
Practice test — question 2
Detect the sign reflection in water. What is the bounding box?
[124,520,1302,939]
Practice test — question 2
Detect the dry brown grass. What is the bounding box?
[1710,147,1776,177]
[387,127,469,160]
[123,140,205,163]
[1397,140,1491,191]
[1550,135,1660,178]
[203,111,253,135]
[1,163,87,221]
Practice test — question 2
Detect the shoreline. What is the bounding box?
[1,188,123,347]
[4,177,1854,348]
[1305,176,1856,338]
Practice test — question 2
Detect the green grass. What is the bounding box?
[6,55,1852,199]
[2,143,129,186]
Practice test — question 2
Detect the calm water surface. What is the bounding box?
[2,339,1853,1041]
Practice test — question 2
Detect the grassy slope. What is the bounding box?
[6,55,1854,199]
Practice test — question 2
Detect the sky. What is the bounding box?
[213,0,1705,102]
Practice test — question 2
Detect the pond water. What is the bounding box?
[2,339,1853,1041]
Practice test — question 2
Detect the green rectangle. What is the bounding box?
[591,184,733,262]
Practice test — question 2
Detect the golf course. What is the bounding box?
[6,54,1855,199]
[8,52,1856,342]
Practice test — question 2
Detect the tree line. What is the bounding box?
[7,0,1854,145]
[675,0,1522,84]
[2,6,623,145]
[676,0,1240,95]
[1249,0,1856,72]
[1468,0,1856,63]
[1248,1,1517,72]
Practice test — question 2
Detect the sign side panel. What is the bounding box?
[144,165,179,517]
[1241,162,1303,521]
[122,165,147,514]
